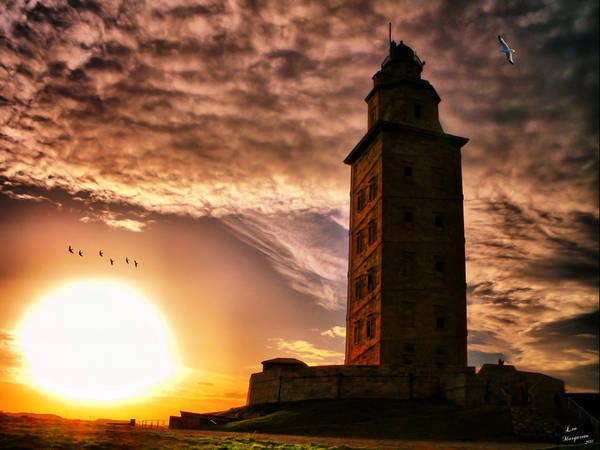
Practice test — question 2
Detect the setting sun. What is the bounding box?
[17,280,178,403]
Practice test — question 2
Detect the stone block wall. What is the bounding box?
[246,360,566,411]
[247,364,469,406]
[476,364,565,410]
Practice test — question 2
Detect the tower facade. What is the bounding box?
[344,40,468,369]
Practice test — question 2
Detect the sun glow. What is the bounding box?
[17,280,178,403]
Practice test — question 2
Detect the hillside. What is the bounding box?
[177,399,520,441]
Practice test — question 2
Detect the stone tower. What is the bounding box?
[344,40,469,370]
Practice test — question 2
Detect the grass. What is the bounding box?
[219,398,515,441]
[2,400,578,449]
[0,413,341,449]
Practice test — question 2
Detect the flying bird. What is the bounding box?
[110,258,114,266]
[78,250,83,257]
[498,35,515,64]
[99,250,103,257]
[134,260,138,268]
[126,257,129,264]
[68,245,74,254]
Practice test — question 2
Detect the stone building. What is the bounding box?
[245,39,565,412]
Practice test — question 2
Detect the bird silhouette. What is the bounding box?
[498,35,515,64]
[126,257,129,264]
[78,250,83,257]
[99,250,103,257]
[68,245,74,254]
[110,258,114,266]
[134,260,138,268]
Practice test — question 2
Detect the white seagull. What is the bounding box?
[498,35,515,64]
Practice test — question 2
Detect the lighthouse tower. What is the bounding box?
[344,40,469,370]
[241,39,566,411]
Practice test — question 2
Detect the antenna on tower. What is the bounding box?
[389,22,392,44]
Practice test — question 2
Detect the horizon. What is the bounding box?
[0,0,598,421]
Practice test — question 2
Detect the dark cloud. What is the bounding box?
[523,311,599,380]
[265,50,318,80]
[163,3,227,19]
[467,280,552,314]
[25,2,72,28]
[523,211,599,287]
[526,258,599,288]
[549,363,599,392]
[84,55,123,72]
[467,191,599,303]
[67,0,102,14]
[528,311,599,340]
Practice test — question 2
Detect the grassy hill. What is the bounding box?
[213,399,518,441]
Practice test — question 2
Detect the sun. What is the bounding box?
[17,280,178,403]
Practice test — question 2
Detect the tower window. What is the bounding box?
[404,166,413,177]
[414,103,421,119]
[353,322,361,344]
[434,256,445,274]
[356,230,365,254]
[366,317,376,340]
[357,189,366,211]
[435,306,446,329]
[434,213,444,229]
[404,343,415,353]
[435,345,446,355]
[354,275,365,300]
[368,219,377,244]
[404,209,414,223]
[368,176,378,200]
[367,268,376,292]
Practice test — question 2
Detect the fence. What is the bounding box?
[136,419,168,429]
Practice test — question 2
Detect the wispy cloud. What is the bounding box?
[268,337,344,365]
[321,326,346,338]
[80,212,148,232]
[222,210,348,310]
[0,329,25,382]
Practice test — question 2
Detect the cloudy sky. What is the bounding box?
[0,0,598,419]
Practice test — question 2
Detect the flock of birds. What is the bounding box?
[68,245,139,268]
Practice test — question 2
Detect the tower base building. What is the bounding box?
[247,359,564,411]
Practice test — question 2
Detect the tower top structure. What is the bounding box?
[368,38,440,109]
[345,39,450,167]
[381,40,425,73]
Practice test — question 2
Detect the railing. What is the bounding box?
[566,396,599,439]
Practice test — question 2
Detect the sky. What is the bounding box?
[0,0,598,420]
